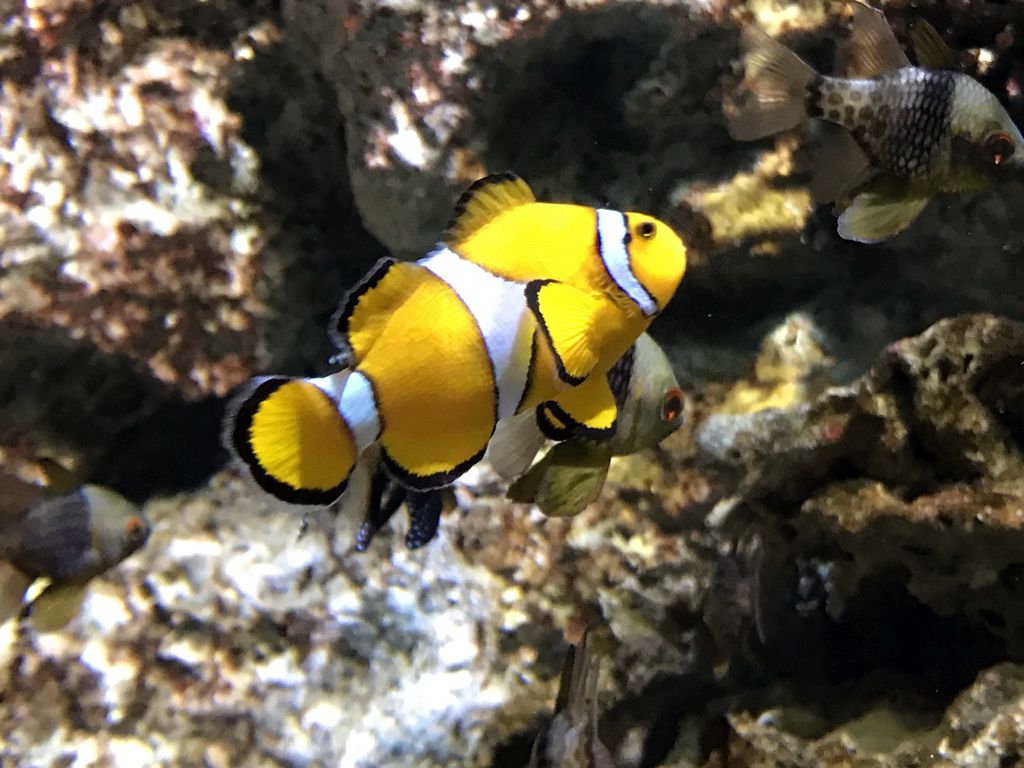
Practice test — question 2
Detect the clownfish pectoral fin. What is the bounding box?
[537,371,618,441]
[443,172,536,247]
[526,280,610,386]
[226,376,356,505]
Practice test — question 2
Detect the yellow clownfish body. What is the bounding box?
[226,173,687,504]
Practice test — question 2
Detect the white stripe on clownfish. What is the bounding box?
[419,246,536,421]
[309,371,381,453]
[595,209,658,318]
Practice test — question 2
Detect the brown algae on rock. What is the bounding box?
[4,0,1024,766]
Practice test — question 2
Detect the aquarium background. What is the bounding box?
[3,0,1024,765]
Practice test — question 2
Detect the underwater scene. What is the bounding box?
[5,0,1024,765]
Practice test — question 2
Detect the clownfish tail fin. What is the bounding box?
[225,371,382,506]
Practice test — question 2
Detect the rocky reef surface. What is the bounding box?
[5,0,1024,766]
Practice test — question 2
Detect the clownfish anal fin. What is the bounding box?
[331,256,401,358]
[443,172,535,246]
[525,280,607,386]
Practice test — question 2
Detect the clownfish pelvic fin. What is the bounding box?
[537,374,618,441]
[226,370,382,506]
[443,171,536,247]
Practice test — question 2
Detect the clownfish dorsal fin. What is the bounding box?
[909,18,958,70]
[443,172,536,246]
[846,1,909,77]
[525,280,609,387]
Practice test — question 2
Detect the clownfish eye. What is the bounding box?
[985,131,1015,165]
[636,221,657,239]
[661,387,683,423]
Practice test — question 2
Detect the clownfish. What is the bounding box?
[226,172,687,504]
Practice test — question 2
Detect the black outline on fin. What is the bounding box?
[329,256,399,354]
[525,280,587,387]
[381,441,489,492]
[224,377,348,506]
[443,171,531,243]
[536,401,576,441]
[537,399,616,442]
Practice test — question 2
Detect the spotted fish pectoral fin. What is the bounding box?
[810,124,875,204]
[538,374,618,441]
[837,190,931,243]
[226,376,356,505]
[909,18,958,70]
[0,562,32,626]
[726,24,816,141]
[508,441,612,518]
[443,172,536,247]
[28,581,88,633]
[526,280,611,386]
[847,1,910,77]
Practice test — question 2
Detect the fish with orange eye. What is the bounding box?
[344,332,686,550]
[0,467,150,632]
[726,2,1024,243]
[496,332,686,519]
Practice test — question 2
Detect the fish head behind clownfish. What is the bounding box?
[606,331,685,456]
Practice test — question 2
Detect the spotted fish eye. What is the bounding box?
[124,516,147,543]
[986,131,1015,165]
[661,387,684,423]
[636,221,657,240]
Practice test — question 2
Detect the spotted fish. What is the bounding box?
[727,1,1024,242]
[0,473,150,631]
[501,332,685,519]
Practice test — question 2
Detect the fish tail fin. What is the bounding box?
[226,371,380,505]
[727,25,817,141]
[0,562,32,626]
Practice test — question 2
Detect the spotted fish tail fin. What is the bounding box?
[225,371,380,506]
[0,562,31,626]
[727,25,817,141]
